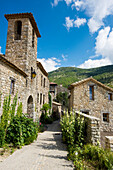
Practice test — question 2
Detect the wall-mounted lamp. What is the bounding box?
[31,67,36,79]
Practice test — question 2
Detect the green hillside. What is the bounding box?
[48,65,113,88]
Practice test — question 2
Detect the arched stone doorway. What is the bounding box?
[27,95,34,118]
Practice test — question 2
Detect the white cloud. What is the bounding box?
[64,0,72,6]
[37,58,61,72]
[78,58,112,69]
[74,17,86,28]
[64,17,86,30]
[88,18,104,33]
[72,0,113,33]
[95,27,113,62]
[64,17,74,31]
[71,0,84,10]
[78,26,113,68]
[52,0,113,33]
[62,54,67,61]
[51,0,62,7]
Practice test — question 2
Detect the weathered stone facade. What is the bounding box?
[0,13,49,119]
[69,77,113,146]
[49,82,57,100]
[105,136,113,151]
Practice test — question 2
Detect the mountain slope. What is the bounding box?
[48,65,113,88]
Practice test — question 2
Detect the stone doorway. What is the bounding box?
[27,95,34,118]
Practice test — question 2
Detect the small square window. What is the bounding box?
[108,93,112,101]
[103,113,109,122]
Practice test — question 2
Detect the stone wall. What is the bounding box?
[0,13,49,120]
[52,101,62,119]
[0,58,26,116]
[69,80,113,133]
[105,136,113,151]
[76,111,100,145]
[57,85,69,95]
[36,66,49,118]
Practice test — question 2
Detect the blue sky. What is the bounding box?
[1,0,113,72]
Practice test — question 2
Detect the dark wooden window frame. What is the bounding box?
[10,77,16,95]
[89,85,94,100]
[108,93,112,101]
[103,113,109,122]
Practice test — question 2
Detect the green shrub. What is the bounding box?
[0,95,11,147]
[83,144,113,169]
[60,111,86,147]
[40,103,53,124]
[60,111,113,169]
[0,128,5,147]
[6,115,38,146]
[6,115,23,146]
[0,94,39,148]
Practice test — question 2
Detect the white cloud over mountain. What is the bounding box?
[95,27,113,61]
[78,26,113,68]
[51,0,113,69]
[37,57,61,72]
[78,58,112,69]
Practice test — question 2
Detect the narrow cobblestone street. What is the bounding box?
[0,121,74,170]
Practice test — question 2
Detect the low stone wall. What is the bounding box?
[76,111,100,145]
[105,136,113,151]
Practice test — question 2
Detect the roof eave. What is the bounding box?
[0,55,27,77]
[4,13,41,38]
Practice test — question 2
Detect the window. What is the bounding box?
[14,21,22,40]
[32,29,34,48]
[10,78,15,95]
[43,95,45,104]
[44,78,46,88]
[26,79,28,87]
[103,113,109,122]
[31,67,33,79]
[89,85,94,100]
[81,110,89,115]
[41,75,43,86]
[37,93,39,103]
[40,93,42,105]
[108,93,112,101]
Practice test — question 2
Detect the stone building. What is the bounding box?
[69,77,113,146]
[0,13,49,119]
[49,82,57,100]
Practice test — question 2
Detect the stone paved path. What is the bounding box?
[0,121,74,170]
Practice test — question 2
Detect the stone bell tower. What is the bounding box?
[5,13,41,73]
